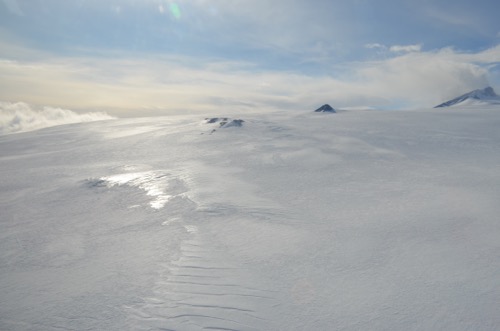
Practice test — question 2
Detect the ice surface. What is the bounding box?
[1,106,500,330]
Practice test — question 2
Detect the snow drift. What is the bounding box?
[0,101,114,135]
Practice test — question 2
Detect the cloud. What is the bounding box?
[365,43,422,53]
[298,46,497,108]
[0,102,114,135]
[0,38,499,113]
[353,50,490,107]
[389,44,422,53]
[365,43,386,50]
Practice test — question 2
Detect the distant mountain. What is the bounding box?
[314,104,336,113]
[434,87,500,108]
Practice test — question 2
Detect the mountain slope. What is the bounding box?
[435,86,500,108]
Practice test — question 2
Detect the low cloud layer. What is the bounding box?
[0,42,499,113]
[0,101,114,135]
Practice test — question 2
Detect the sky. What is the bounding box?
[1,0,500,114]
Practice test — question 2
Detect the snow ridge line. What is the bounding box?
[114,171,278,330]
[126,221,276,330]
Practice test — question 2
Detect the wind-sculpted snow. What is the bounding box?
[84,165,285,330]
[126,220,281,330]
[1,107,500,330]
[86,171,188,210]
[0,101,114,135]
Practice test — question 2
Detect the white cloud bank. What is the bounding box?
[352,46,494,107]
[0,42,499,113]
[0,102,114,135]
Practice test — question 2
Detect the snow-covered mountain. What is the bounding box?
[1,105,500,330]
[434,86,500,108]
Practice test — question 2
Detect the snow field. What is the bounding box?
[1,106,500,330]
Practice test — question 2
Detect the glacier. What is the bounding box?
[1,105,500,330]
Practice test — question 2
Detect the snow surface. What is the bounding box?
[1,106,500,330]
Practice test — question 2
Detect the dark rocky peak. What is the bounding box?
[314,104,336,113]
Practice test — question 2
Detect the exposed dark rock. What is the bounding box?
[204,117,245,134]
[314,104,336,113]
